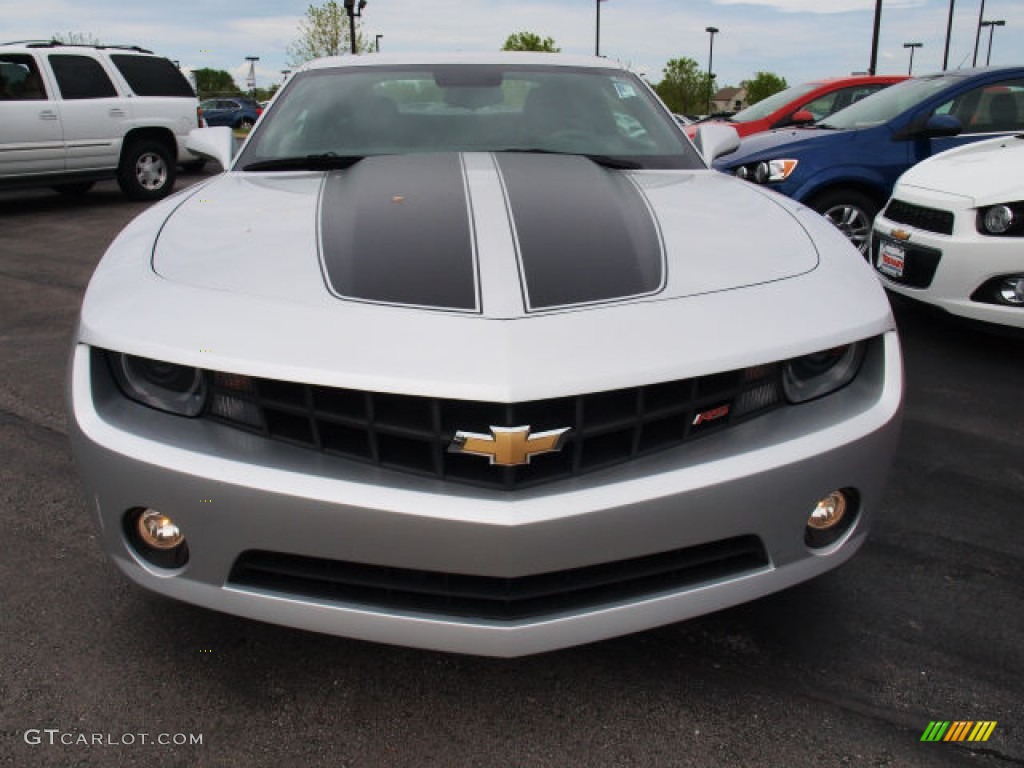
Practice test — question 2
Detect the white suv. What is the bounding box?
[0,41,203,200]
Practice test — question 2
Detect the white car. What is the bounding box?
[872,133,1024,327]
[67,53,903,657]
[0,40,202,199]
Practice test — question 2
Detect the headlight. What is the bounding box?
[783,343,866,403]
[977,202,1024,236]
[110,353,207,416]
[733,158,798,184]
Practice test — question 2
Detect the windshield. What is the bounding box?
[729,82,821,123]
[236,64,702,171]
[819,74,962,130]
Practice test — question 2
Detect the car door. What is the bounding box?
[46,53,129,172]
[926,77,1024,157]
[0,53,65,177]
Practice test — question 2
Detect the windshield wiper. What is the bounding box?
[497,148,642,170]
[242,153,365,172]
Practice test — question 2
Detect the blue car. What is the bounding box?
[716,67,1024,253]
[199,97,263,129]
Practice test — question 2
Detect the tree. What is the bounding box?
[193,68,240,98]
[743,71,788,106]
[653,57,714,115]
[501,32,560,52]
[52,31,101,45]
[287,0,371,67]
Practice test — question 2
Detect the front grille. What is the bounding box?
[204,364,784,490]
[883,199,954,236]
[229,536,770,621]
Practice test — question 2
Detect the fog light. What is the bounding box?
[127,508,189,568]
[137,509,184,549]
[808,491,847,530]
[805,489,858,549]
[997,277,1024,306]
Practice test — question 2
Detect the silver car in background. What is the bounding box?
[68,53,903,657]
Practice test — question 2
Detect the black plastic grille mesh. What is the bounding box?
[883,199,955,236]
[204,364,784,490]
[229,535,770,620]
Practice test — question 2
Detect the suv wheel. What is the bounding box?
[809,189,878,255]
[118,140,175,200]
[238,117,255,131]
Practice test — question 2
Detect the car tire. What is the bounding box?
[117,140,176,201]
[53,181,96,196]
[238,117,255,131]
[809,189,878,256]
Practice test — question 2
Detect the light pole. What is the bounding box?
[245,56,259,94]
[375,34,383,53]
[981,20,1005,66]
[943,0,955,70]
[972,0,986,66]
[343,0,367,55]
[868,0,882,75]
[595,0,608,57]
[705,26,718,115]
[903,42,923,75]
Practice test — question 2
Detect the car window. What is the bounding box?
[48,54,117,99]
[0,54,47,100]
[802,91,839,120]
[932,79,1024,133]
[109,54,195,97]
[822,75,963,129]
[238,64,702,170]
[729,82,821,123]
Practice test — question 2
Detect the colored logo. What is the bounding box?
[920,721,997,743]
[449,425,571,466]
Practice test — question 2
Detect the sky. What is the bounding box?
[2,0,1021,91]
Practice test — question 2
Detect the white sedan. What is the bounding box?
[872,134,1024,328]
[67,53,903,657]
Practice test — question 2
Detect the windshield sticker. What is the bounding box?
[613,80,637,99]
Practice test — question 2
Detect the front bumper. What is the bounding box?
[68,335,903,656]
[873,208,1024,329]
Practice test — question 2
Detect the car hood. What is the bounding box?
[895,134,1024,204]
[80,151,892,402]
[153,152,818,319]
[717,127,854,168]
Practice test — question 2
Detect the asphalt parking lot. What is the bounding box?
[1,173,1022,768]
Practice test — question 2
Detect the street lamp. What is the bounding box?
[981,20,1005,66]
[375,34,383,53]
[595,0,608,57]
[903,42,923,75]
[343,0,367,55]
[705,26,718,115]
[972,0,986,66]
[245,56,259,94]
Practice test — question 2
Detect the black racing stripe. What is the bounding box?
[496,153,664,311]
[320,153,478,311]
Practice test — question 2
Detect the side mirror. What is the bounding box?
[790,109,815,125]
[920,113,963,138]
[694,123,740,164]
[186,126,235,171]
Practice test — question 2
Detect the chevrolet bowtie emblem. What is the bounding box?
[890,228,912,241]
[448,425,572,466]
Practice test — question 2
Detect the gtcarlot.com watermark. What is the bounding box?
[24,729,203,747]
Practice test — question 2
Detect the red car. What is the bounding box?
[685,75,907,139]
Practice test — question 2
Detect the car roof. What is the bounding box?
[299,52,629,73]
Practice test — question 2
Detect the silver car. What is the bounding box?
[67,53,903,657]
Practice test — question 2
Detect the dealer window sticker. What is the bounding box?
[613,80,637,99]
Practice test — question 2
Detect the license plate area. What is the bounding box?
[877,240,905,278]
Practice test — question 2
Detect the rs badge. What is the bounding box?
[449,425,572,466]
